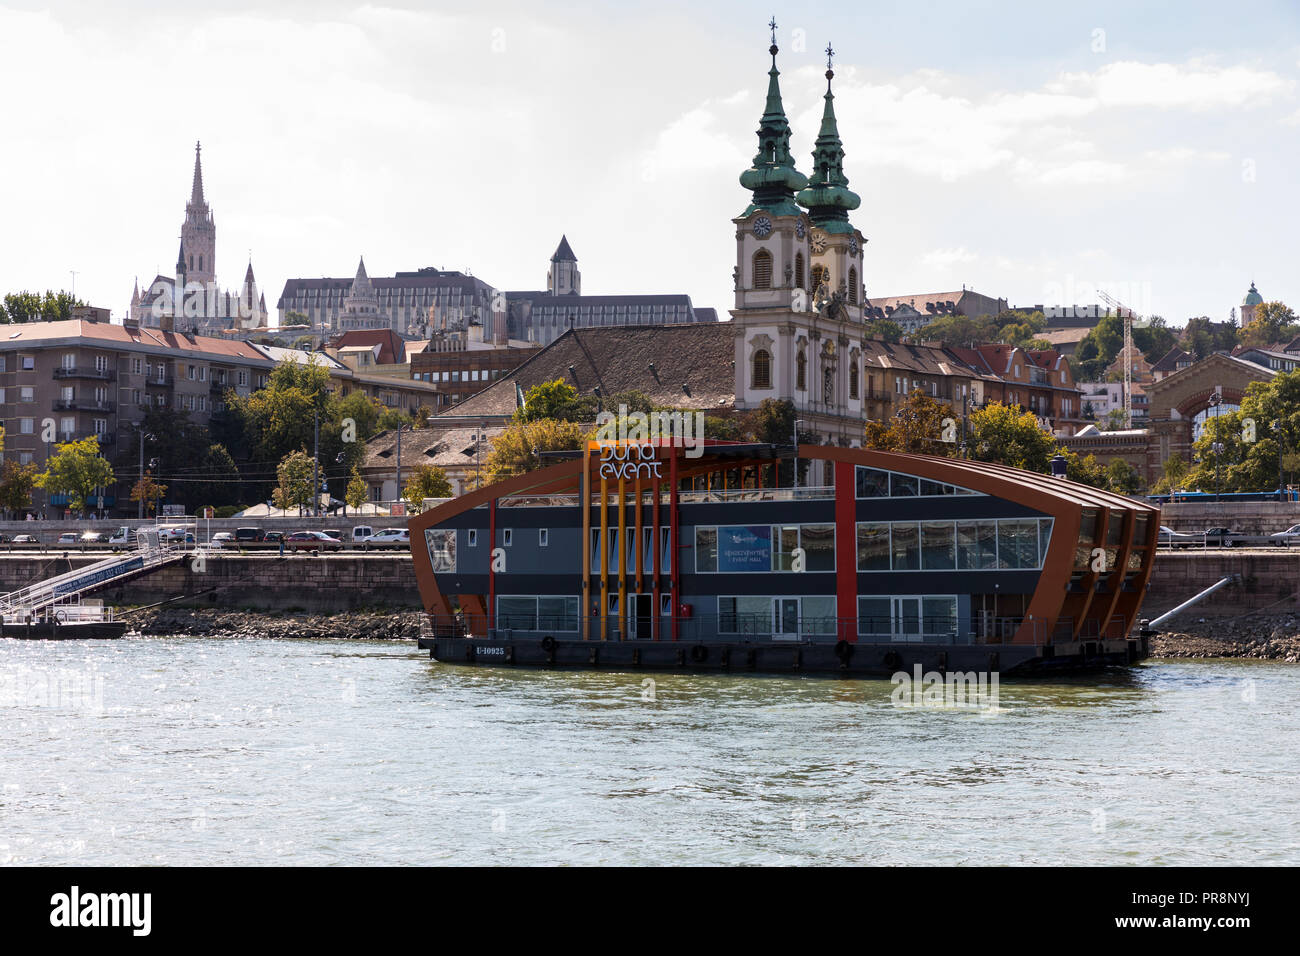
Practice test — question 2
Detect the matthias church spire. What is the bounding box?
[738,18,808,218]
[797,44,861,233]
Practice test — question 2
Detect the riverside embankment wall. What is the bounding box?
[0,550,1292,618]
[0,553,421,611]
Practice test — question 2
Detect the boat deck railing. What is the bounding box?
[421,613,1127,645]
[0,539,185,616]
[494,486,837,508]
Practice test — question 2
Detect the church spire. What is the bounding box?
[191,141,205,207]
[738,18,807,218]
[796,43,861,233]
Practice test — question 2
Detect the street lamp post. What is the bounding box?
[394,423,412,511]
[1211,441,1225,501]
[793,419,808,490]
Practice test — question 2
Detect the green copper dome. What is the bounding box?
[739,37,807,219]
[796,54,860,235]
[1243,282,1263,306]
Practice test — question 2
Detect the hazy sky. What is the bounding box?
[1,0,1296,326]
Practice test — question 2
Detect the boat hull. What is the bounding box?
[1,621,127,640]
[418,635,1148,677]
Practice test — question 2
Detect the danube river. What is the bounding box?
[1,636,1296,865]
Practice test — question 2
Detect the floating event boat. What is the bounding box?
[410,441,1159,675]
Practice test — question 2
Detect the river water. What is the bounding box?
[1,636,1296,866]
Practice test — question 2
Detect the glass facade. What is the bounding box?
[857,518,1053,572]
[855,465,982,499]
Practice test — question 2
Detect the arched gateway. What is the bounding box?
[408,441,1159,676]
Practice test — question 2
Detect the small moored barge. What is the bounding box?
[409,441,1158,676]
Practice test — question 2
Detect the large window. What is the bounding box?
[854,465,981,498]
[697,523,834,572]
[425,529,456,572]
[752,249,772,289]
[496,595,579,632]
[858,595,958,640]
[857,519,1053,571]
[752,349,772,389]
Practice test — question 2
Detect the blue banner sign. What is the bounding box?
[53,557,144,597]
[718,525,772,572]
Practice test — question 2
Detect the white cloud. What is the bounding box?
[921,247,978,270]
[1054,60,1291,110]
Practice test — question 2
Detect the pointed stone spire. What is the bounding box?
[131,278,140,306]
[176,239,187,276]
[739,18,807,218]
[797,44,861,233]
[191,141,205,206]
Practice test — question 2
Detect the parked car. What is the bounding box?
[157,525,190,542]
[361,528,410,550]
[234,527,265,542]
[285,530,344,552]
[1269,524,1300,546]
[265,531,285,544]
[1158,525,1199,548]
[12,534,39,545]
[108,527,134,547]
[79,530,109,544]
[321,529,345,542]
[211,532,236,545]
[1202,527,1239,547]
[351,525,375,543]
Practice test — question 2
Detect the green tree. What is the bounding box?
[345,466,368,513]
[34,436,116,515]
[129,473,168,516]
[1149,454,1190,495]
[517,379,580,423]
[1104,457,1142,495]
[188,443,241,508]
[272,449,317,515]
[750,398,815,484]
[1239,301,1299,347]
[968,401,1057,472]
[484,418,590,482]
[865,318,903,343]
[0,460,38,516]
[1182,369,1300,494]
[1,290,82,323]
[403,464,453,511]
[863,388,956,455]
[1133,315,1178,363]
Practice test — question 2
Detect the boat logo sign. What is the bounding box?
[598,443,663,480]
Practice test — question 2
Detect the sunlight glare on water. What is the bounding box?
[0,636,1296,865]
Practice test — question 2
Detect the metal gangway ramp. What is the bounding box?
[0,530,187,619]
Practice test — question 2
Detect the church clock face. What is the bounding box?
[752,216,773,239]
[849,237,859,256]
[810,230,827,254]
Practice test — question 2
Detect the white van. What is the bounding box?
[351,525,375,543]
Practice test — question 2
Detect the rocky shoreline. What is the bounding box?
[121,607,423,641]
[1148,614,1300,661]
[117,607,1300,659]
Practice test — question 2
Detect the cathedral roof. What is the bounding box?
[551,235,577,262]
[437,324,737,420]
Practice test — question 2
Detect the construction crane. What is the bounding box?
[1096,290,1137,428]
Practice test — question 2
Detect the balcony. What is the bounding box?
[53,399,114,412]
[210,380,228,393]
[53,366,115,381]
[145,376,176,388]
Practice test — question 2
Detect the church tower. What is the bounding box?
[797,46,866,318]
[1241,281,1263,326]
[547,235,581,296]
[731,26,864,473]
[182,141,216,287]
